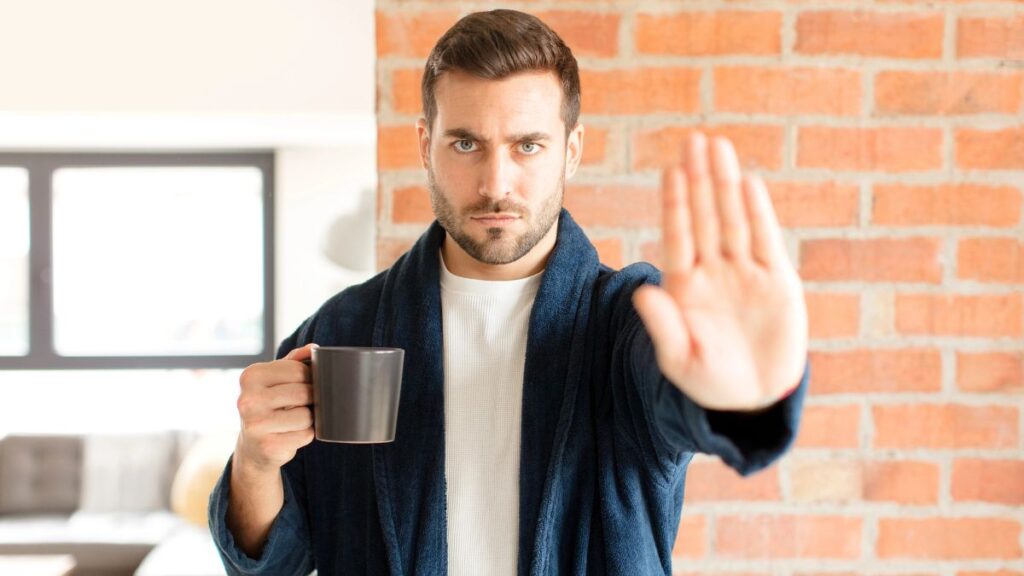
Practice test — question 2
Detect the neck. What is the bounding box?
[440,217,558,281]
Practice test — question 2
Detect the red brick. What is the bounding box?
[878,517,1022,559]
[794,404,861,449]
[808,349,942,394]
[895,293,1023,337]
[683,458,781,502]
[536,11,620,58]
[797,126,943,172]
[958,238,1024,283]
[875,71,1023,115]
[800,238,943,283]
[957,352,1024,393]
[591,236,623,269]
[376,10,460,58]
[958,15,1024,58]
[392,186,432,225]
[873,184,1022,227]
[796,11,944,59]
[768,181,860,228]
[956,127,1024,170]
[636,11,782,56]
[715,515,862,559]
[715,67,861,116]
[952,459,1024,505]
[807,292,859,339]
[873,404,1019,449]
[378,124,422,170]
[580,68,701,115]
[673,514,706,559]
[564,185,658,228]
[864,460,940,504]
[639,240,663,269]
[789,459,939,504]
[392,68,423,116]
[632,125,784,172]
[788,458,863,503]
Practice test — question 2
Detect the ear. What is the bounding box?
[415,117,431,170]
[564,123,584,181]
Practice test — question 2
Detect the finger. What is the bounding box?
[276,427,316,449]
[659,165,694,294]
[260,360,311,389]
[632,285,691,366]
[710,136,750,262]
[284,342,319,362]
[743,173,790,268]
[263,406,314,434]
[685,132,720,267]
[265,382,313,410]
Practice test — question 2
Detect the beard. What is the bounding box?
[427,166,564,265]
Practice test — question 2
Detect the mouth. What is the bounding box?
[472,214,520,226]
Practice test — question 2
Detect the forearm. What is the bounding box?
[227,454,286,559]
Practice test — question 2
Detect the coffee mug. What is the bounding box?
[304,346,404,443]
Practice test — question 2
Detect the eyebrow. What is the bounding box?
[442,128,552,144]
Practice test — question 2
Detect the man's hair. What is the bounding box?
[421,9,581,135]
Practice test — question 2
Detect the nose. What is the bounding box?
[477,149,513,201]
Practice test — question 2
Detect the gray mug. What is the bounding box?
[305,346,404,443]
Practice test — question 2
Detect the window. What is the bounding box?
[0,152,275,369]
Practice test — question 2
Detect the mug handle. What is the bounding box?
[301,358,315,431]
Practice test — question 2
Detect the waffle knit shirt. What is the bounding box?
[439,248,544,576]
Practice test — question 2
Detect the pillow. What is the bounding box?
[170,431,237,527]
[78,432,179,513]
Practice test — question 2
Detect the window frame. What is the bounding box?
[0,151,276,370]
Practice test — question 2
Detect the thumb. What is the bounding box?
[632,285,690,366]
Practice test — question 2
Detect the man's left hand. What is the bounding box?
[632,131,809,412]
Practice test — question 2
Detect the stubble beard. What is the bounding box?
[427,166,564,265]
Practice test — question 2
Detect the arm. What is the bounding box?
[208,320,317,576]
[209,454,315,576]
[629,316,809,476]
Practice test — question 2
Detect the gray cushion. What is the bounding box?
[0,435,83,514]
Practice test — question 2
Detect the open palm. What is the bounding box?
[632,132,808,412]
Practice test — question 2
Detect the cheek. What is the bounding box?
[522,156,565,193]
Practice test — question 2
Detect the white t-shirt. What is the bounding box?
[439,249,543,576]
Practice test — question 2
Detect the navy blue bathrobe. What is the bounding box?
[209,208,811,576]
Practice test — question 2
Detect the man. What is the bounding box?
[209,9,810,576]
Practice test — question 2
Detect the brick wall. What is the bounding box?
[376,1,1024,573]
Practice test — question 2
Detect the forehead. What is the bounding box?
[432,69,564,135]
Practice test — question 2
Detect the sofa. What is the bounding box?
[0,431,233,576]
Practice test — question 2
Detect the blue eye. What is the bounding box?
[454,139,477,153]
[520,142,540,155]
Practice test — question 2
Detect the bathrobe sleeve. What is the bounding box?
[623,304,811,478]
[208,319,317,576]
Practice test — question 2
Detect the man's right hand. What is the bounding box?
[226,342,318,558]
[233,342,318,474]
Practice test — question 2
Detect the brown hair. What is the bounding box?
[420,9,581,136]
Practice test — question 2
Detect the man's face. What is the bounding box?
[416,70,583,265]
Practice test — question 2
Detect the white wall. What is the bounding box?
[0,0,373,114]
[0,0,378,435]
